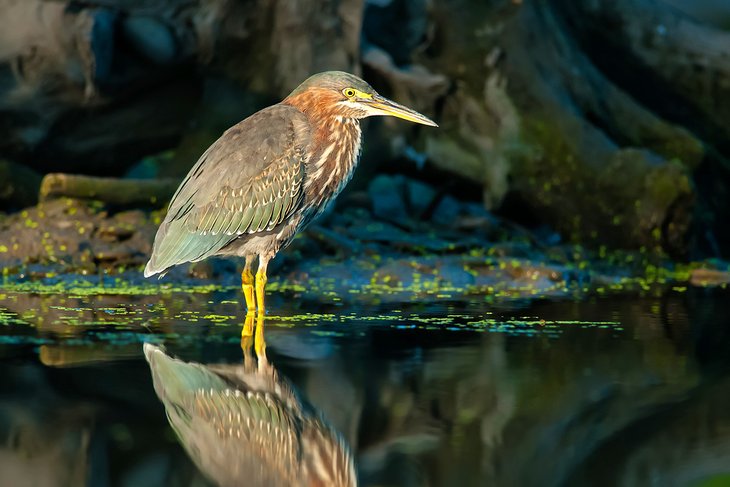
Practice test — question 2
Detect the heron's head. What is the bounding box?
[284,71,438,127]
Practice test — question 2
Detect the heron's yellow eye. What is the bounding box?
[343,88,356,98]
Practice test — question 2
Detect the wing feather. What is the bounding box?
[257,199,274,233]
[269,199,283,229]
[280,193,292,221]
[248,205,265,234]
[237,206,256,235]
[145,105,312,277]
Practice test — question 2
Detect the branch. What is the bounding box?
[39,174,179,206]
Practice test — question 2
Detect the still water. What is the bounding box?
[1,287,729,487]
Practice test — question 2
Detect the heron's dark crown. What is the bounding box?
[287,71,374,98]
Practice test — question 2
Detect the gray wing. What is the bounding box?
[145,104,312,277]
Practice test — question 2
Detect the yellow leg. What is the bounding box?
[240,311,255,354]
[255,256,269,314]
[253,312,267,362]
[240,310,267,369]
[241,256,255,312]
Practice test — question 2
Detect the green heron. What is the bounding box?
[144,71,437,312]
[144,315,357,486]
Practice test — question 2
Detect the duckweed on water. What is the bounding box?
[0,310,28,326]
[1,278,235,296]
[1,289,624,340]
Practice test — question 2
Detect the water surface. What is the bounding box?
[1,288,729,486]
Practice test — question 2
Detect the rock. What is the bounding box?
[346,221,457,251]
[690,268,730,287]
[372,259,433,289]
[112,209,148,226]
[99,210,150,247]
[89,242,139,264]
[434,261,475,289]
[0,198,158,273]
[306,225,364,255]
[188,261,215,279]
[368,175,408,223]
[405,178,437,217]
[462,202,493,219]
[432,195,461,226]
[97,221,136,242]
[122,16,179,64]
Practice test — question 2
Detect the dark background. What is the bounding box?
[2,0,730,261]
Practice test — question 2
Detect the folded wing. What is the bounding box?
[145,105,312,277]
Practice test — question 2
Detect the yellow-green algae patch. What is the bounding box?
[0,279,237,296]
[0,310,29,326]
[262,310,622,336]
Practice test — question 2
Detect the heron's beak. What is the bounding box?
[363,95,438,127]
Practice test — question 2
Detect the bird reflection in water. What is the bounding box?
[144,313,357,487]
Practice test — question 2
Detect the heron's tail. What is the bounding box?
[143,344,228,405]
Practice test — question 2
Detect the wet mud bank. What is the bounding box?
[1,180,728,305]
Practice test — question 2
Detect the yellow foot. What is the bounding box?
[241,268,255,312]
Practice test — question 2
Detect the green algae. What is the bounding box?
[0,279,236,297]
[0,310,28,326]
[1,230,725,308]
[0,291,627,343]
[259,310,621,338]
[202,314,238,324]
